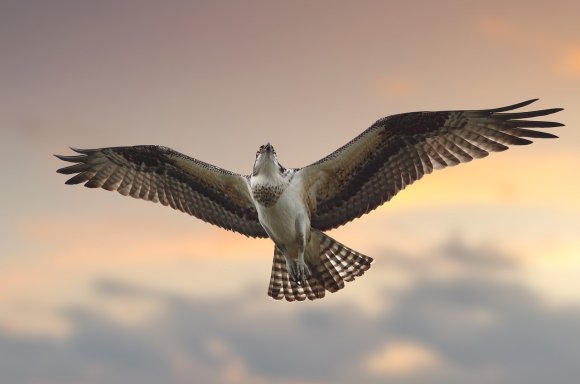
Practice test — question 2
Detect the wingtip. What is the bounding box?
[70,147,91,154]
[54,153,71,162]
[536,107,564,116]
[54,153,86,163]
[486,99,539,113]
[521,98,540,106]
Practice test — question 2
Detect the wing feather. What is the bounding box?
[56,145,267,238]
[298,100,563,231]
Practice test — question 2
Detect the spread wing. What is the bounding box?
[298,99,563,231]
[55,145,267,238]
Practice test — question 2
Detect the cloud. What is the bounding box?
[365,340,442,376]
[2,238,580,384]
[0,212,272,335]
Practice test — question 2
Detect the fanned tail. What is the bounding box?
[267,230,373,301]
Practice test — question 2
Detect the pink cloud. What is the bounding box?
[365,340,443,376]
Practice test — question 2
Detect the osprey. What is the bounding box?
[56,99,563,301]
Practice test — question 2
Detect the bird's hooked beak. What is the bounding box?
[261,142,276,160]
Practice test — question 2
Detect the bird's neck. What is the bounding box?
[251,167,284,186]
[252,157,283,180]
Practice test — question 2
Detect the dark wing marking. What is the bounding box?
[298,99,563,231]
[55,145,267,238]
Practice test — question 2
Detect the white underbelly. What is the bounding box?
[256,187,308,246]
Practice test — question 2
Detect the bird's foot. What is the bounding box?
[288,259,311,286]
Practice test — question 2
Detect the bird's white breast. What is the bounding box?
[251,172,308,247]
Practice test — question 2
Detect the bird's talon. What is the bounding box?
[287,259,311,286]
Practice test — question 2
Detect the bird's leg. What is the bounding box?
[290,227,311,286]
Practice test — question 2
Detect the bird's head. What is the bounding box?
[252,142,285,176]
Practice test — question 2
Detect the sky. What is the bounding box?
[1,0,579,383]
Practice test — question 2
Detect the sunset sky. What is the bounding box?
[1,1,579,383]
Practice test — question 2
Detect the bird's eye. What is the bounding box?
[256,146,264,157]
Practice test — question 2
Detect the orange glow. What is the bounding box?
[375,150,580,211]
[366,341,442,376]
[558,46,580,77]
[479,16,580,80]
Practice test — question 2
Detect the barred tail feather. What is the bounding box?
[267,248,285,300]
[267,230,373,301]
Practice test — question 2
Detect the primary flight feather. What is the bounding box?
[56,99,563,301]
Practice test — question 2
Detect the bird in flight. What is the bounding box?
[56,99,563,301]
